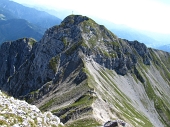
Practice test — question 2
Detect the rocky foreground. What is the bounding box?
[0,90,63,127]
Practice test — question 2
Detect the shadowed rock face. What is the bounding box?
[104,120,128,127]
[0,38,34,91]
[104,121,118,127]
[0,15,170,127]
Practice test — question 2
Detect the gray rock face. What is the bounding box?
[104,119,130,127]
[0,15,153,98]
[0,38,34,91]
[127,40,151,65]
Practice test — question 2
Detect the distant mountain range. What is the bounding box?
[110,27,158,47]
[0,19,44,43]
[0,8,16,20]
[0,0,62,44]
[110,25,170,51]
[0,0,61,28]
[157,44,170,52]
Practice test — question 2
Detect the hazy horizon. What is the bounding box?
[11,0,170,34]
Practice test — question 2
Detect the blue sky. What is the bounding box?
[12,0,170,34]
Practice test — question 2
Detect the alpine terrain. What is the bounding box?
[0,90,63,127]
[0,15,170,127]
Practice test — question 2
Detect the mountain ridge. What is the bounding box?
[0,18,44,43]
[0,0,61,28]
[9,0,170,52]
[0,15,170,127]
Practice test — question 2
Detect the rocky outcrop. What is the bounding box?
[0,38,35,91]
[104,120,130,127]
[126,40,151,65]
[0,15,151,97]
[0,90,63,127]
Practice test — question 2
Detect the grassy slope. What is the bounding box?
[84,60,154,127]
[83,51,170,127]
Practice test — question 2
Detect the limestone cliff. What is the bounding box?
[0,15,170,127]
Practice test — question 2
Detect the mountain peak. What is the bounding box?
[1,15,170,127]
[61,15,90,26]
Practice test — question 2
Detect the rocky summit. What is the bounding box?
[0,15,170,127]
[0,90,63,127]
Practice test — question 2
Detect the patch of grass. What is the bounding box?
[88,37,97,47]
[33,118,38,125]
[123,101,153,126]
[160,64,170,82]
[0,113,24,126]
[52,95,95,114]
[82,19,96,33]
[49,55,60,72]
[71,95,95,107]
[28,38,36,46]
[40,99,54,111]
[58,124,64,127]
[29,120,36,127]
[27,98,34,103]
[30,89,39,95]
[111,41,119,47]
[0,119,8,125]
[149,49,161,68]
[62,37,69,47]
[98,70,129,101]
[40,83,90,112]
[102,50,110,57]
[17,116,23,123]
[149,49,170,85]
[80,41,88,48]
[52,94,95,123]
[65,118,101,127]
[65,41,82,55]
[133,66,145,83]
[97,47,116,58]
[111,97,153,127]
[140,69,170,126]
